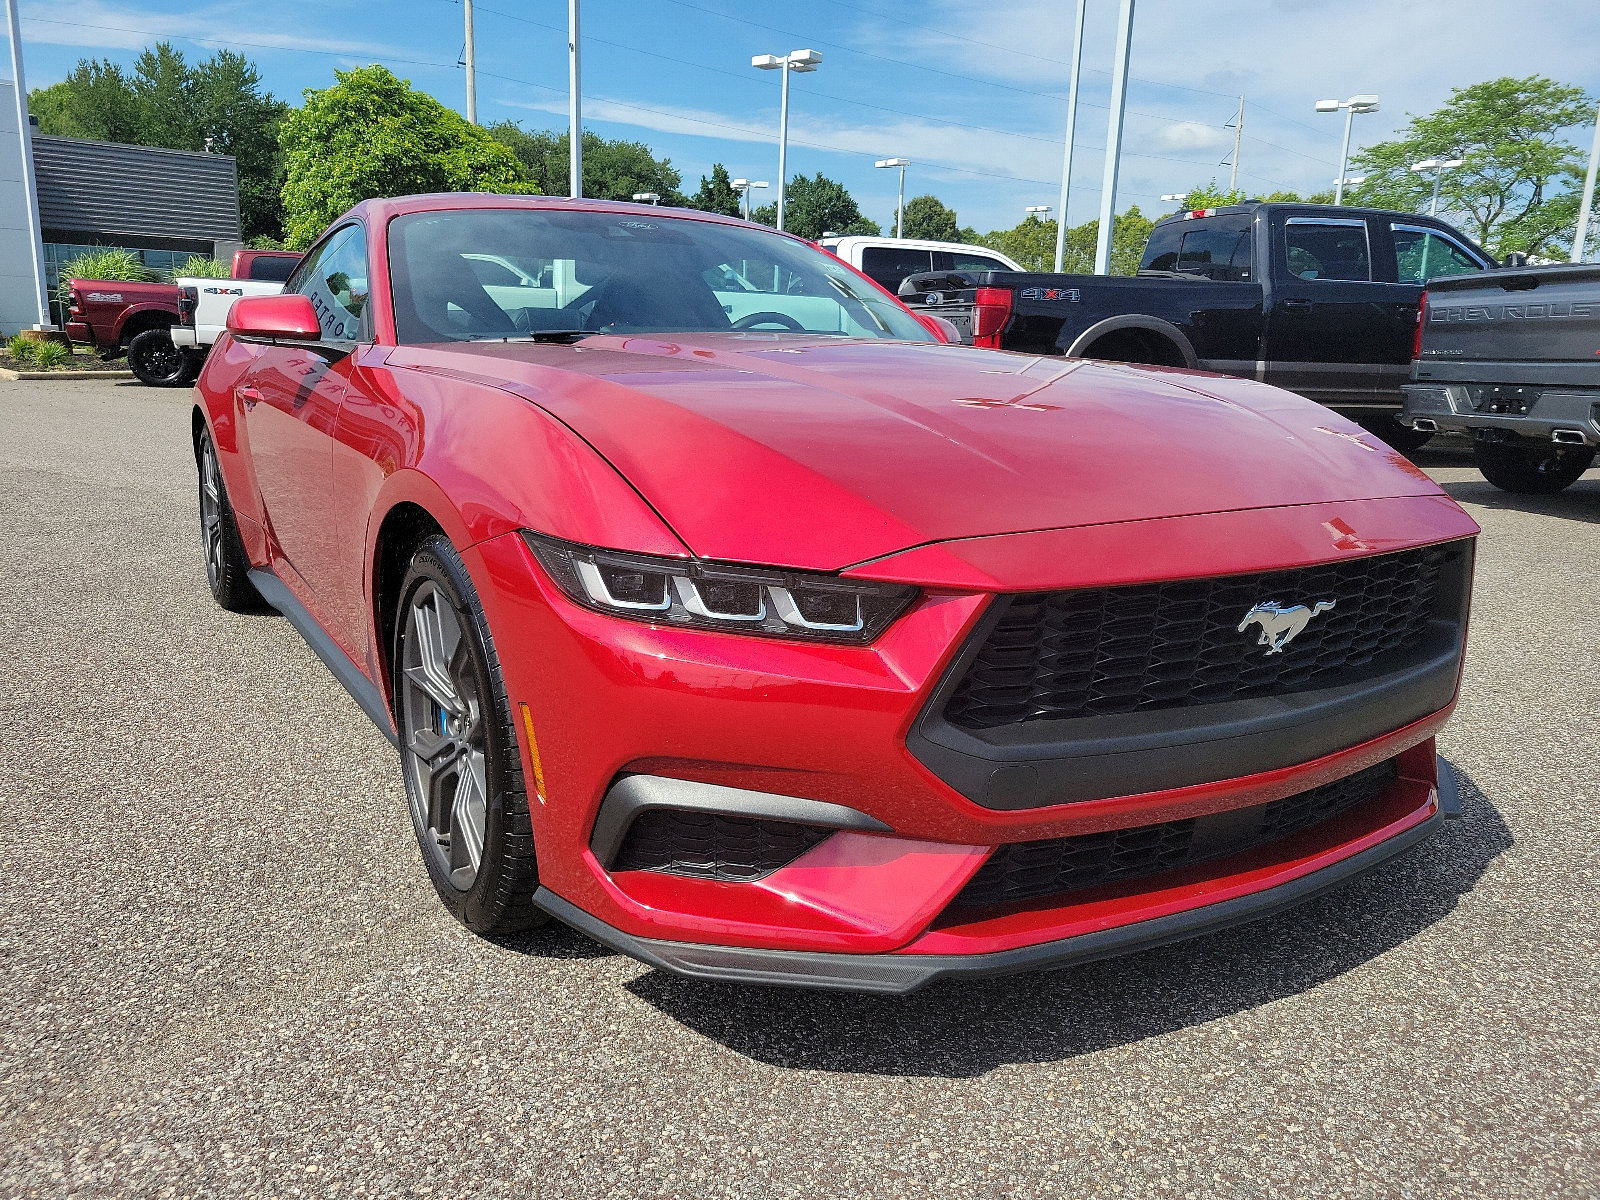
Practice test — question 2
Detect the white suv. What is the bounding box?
[819,236,1022,293]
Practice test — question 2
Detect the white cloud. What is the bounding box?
[21,0,406,59]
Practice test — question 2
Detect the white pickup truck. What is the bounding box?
[170,249,301,362]
[819,236,1022,291]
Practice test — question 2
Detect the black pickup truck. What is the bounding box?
[900,201,1496,450]
[1402,264,1597,493]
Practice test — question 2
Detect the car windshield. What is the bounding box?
[387,207,934,345]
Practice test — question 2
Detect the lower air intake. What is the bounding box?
[612,809,830,881]
[952,760,1398,910]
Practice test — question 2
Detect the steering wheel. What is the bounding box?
[731,311,805,332]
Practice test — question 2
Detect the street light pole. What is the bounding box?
[1093,0,1135,275]
[1574,100,1600,263]
[1317,94,1379,205]
[463,0,476,124]
[875,158,909,237]
[568,0,581,197]
[753,50,821,232]
[1410,157,1462,217]
[1051,0,1086,273]
[4,0,50,330]
[732,179,768,221]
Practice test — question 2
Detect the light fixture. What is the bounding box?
[752,49,823,230]
[1316,94,1380,204]
[875,157,910,238]
[731,177,769,221]
[523,532,916,645]
[631,192,660,205]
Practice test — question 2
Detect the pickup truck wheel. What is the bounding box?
[127,327,189,387]
[1474,441,1596,495]
[395,535,546,936]
[1361,421,1433,454]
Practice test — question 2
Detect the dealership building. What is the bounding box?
[2,79,242,331]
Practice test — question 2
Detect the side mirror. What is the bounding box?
[917,313,963,344]
[1500,251,1529,268]
[227,293,321,341]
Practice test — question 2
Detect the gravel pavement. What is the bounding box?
[2,378,1596,1199]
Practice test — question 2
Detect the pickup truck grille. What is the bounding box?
[949,760,1397,910]
[943,544,1463,730]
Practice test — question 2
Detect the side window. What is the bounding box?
[1139,222,1183,272]
[249,255,298,283]
[293,226,370,340]
[1391,226,1483,283]
[859,246,934,289]
[946,252,1013,274]
[1175,222,1251,281]
[1284,219,1371,282]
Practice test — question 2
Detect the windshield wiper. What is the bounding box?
[466,330,596,343]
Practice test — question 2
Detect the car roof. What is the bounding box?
[342,192,773,234]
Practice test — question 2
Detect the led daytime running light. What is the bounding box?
[522,532,916,644]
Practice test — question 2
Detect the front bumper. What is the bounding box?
[1402,382,1600,447]
[462,496,1475,988]
[535,756,1458,995]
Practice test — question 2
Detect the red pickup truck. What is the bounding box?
[65,249,299,386]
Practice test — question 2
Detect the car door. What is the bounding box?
[858,245,934,292]
[240,223,370,620]
[1265,214,1394,408]
[1371,220,1490,401]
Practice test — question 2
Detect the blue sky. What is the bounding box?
[9,0,1600,234]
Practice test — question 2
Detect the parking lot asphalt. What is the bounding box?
[1,376,1596,1199]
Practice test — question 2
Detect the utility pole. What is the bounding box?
[1574,100,1600,263]
[463,0,477,123]
[1093,0,1135,275]
[4,0,51,330]
[568,0,581,197]
[1051,0,1086,273]
[1227,94,1243,193]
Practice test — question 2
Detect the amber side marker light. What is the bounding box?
[519,703,547,804]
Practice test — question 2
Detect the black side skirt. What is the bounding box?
[248,568,398,746]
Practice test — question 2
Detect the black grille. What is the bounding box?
[612,809,830,881]
[944,545,1462,730]
[952,761,1397,910]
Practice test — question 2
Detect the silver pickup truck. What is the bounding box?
[1403,264,1598,493]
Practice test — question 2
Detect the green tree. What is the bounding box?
[30,43,289,242]
[689,163,741,216]
[754,174,879,239]
[1346,76,1595,257]
[486,123,684,204]
[28,61,142,142]
[977,205,1153,275]
[282,66,531,249]
[1171,179,1335,212]
[901,194,959,241]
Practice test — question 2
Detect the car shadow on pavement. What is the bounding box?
[617,762,1511,1078]
[1437,478,1600,525]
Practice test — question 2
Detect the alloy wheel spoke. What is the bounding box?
[408,594,465,716]
[451,748,488,872]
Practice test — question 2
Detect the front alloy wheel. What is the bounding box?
[400,579,490,890]
[394,535,544,934]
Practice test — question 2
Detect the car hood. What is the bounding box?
[389,334,1445,571]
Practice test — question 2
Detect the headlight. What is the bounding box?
[522,532,917,645]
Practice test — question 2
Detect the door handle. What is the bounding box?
[237,386,263,410]
[1280,298,1313,314]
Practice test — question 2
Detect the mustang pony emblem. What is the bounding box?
[1237,599,1336,655]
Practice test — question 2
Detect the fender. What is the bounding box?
[1063,314,1198,369]
[112,301,180,345]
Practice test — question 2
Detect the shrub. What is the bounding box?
[57,247,153,289]
[171,255,232,279]
[33,341,69,369]
[7,334,38,363]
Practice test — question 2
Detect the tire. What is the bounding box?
[127,327,188,387]
[394,535,545,935]
[179,349,206,386]
[1354,414,1433,455]
[197,427,263,611]
[1474,441,1595,494]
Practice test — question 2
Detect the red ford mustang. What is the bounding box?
[194,193,1477,993]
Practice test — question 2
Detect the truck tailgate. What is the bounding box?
[1416,264,1600,385]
